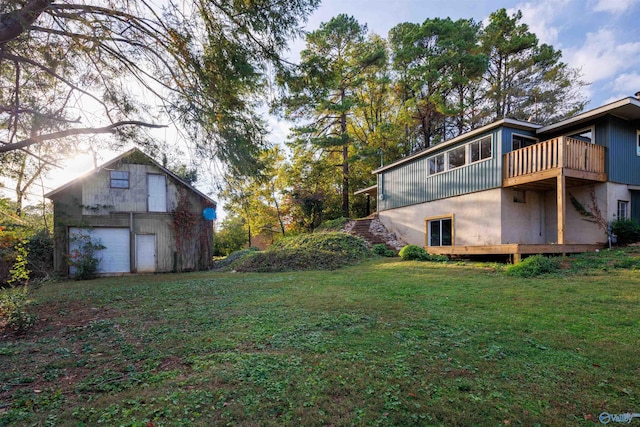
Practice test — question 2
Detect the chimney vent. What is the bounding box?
[635,91,640,99]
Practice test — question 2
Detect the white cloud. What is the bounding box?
[592,0,637,14]
[565,28,640,84]
[510,1,570,46]
[613,73,640,95]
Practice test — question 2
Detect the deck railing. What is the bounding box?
[503,137,606,180]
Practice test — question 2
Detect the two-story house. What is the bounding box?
[369,96,640,261]
[46,148,217,276]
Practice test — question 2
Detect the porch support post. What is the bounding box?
[557,173,566,244]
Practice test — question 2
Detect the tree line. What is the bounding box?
[217,9,586,253]
[0,2,587,261]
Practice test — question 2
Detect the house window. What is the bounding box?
[513,190,526,204]
[512,134,538,150]
[636,130,640,156]
[427,217,453,247]
[428,154,445,175]
[448,146,466,169]
[567,128,594,143]
[470,136,492,162]
[618,200,629,220]
[110,171,129,188]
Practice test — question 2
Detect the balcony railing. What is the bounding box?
[503,137,606,181]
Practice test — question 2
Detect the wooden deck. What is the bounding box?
[503,137,606,188]
[427,243,605,262]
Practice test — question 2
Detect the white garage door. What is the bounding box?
[69,227,131,274]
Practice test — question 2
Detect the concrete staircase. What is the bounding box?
[350,219,395,251]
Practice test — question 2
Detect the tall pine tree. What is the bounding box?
[279,14,385,218]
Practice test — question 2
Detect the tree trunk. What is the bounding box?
[340,89,349,218]
[0,0,52,44]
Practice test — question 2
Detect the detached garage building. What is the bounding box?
[46,148,216,276]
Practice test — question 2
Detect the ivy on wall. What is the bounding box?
[172,188,199,271]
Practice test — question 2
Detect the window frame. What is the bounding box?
[636,130,640,157]
[511,133,538,151]
[110,170,129,189]
[426,135,493,176]
[448,145,466,170]
[470,136,492,163]
[428,153,445,175]
[425,214,454,247]
[617,200,629,220]
[565,126,595,144]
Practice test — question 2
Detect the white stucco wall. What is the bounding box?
[378,188,503,247]
[379,182,626,248]
[501,189,545,244]
[564,184,609,244]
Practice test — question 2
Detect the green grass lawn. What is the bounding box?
[1,256,639,426]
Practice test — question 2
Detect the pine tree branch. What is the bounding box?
[0,121,166,153]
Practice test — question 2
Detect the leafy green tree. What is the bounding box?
[389,18,486,149]
[221,147,290,245]
[349,35,408,167]
[213,215,248,256]
[479,8,586,124]
[283,145,342,231]
[279,14,385,218]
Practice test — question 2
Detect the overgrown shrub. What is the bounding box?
[611,218,640,246]
[315,217,350,232]
[505,254,561,278]
[235,233,372,272]
[271,232,371,260]
[398,245,448,262]
[212,247,260,271]
[399,245,428,260]
[25,230,53,281]
[373,244,396,257]
[68,233,105,280]
[236,249,349,272]
[0,286,36,332]
[7,242,29,286]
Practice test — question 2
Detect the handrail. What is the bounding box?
[503,137,605,180]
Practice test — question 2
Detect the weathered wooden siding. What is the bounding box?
[81,164,182,214]
[50,158,215,275]
[378,128,502,211]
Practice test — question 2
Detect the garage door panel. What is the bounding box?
[69,227,131,274]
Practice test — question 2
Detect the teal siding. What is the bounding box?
[379,128,502,210]
[604,116,640,184]
[501,127,538,154]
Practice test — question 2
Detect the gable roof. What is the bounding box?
[45,148,216,207]
[537,96,640,135]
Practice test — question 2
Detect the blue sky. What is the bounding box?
[13,0,640,204]
[285,0,640,108]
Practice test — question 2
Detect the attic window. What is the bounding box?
[110,171,129,188]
